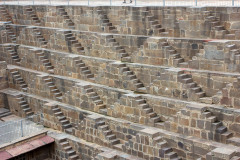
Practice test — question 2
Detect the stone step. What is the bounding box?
[63,146,72,151]
[69,155,79,160]
[60,141,69,147]
[195,91,205,98]
[150,116,161,123]
[54,112,63,116]
[221,131,233,143]
[227,137,240,146]
[143,108,153,114]
[113,143,123,150]
[67,150,76,156]
[63,124,72,129]
[216,126,227,134]
[191,86,201,93]
[137,87,147,93]
[160,147,173,157]
[212,121,223,130]
[165,152,178,159]
[106,134,116,140]
[214,26,225,31]
[103,130,112,136]
[98,125,109,131]
[110,139,120,145]
[182,78,193,84]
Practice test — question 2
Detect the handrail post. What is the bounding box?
[21,120,23,137]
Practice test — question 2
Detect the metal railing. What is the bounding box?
[0,114,44,145]
[0,0,240,6]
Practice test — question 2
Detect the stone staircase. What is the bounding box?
[153,135,182,159]
[33,49,54,74]
[135,96,164,128]
[225,44,240,61]
[16,94,34,117]
[32,27,47,47]
[0,6,12,22]
[118,63,146,93]
[63,30,85,53]
[177,72,212,103]
[5,25,17,43]
[96,120,123,149]
[161,41,186,67]
[51,105,73,134]
[96,9,117,33]
[201,110,234,143]
[10,70,28,92]
[25,7,41,25]
[102,34,131,62]
[0,108,12,119]
[83,85,107,114]
[4,45,21,65]
[43,76,62,101]
[59,138,80,160]
[73,58,94,81]
[58,7,75,29]
[142,9,169,36]
[205,11,235,40]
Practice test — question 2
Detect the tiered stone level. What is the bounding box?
[0,4,240,160]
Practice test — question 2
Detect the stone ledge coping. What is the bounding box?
[5,23,240,41]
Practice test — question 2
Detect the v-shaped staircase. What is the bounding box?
[205,11,235,40]
[118,63,146,93]
[64,30,85,53]
[43,76,63,101]
[25,7,41,25]
[5,25,17,43]
[52,105,73,134]
[102,34,131,62]
[59,138,80,160]
[83,85,107,114]
[58,7,75,29]
[16,94,34,117]
[33,49,54,74]
[32,27,48,48]
[178,72,213,103]
[136,96,164,128]
[0,6,12,22]
[4,45,21,65]
[96,120,123,150]
[142,9,169,36]
[73,58,94,81]
[96,9,117,33]
[10,70,28,92]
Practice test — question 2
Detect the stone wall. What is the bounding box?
[2,88,240,159]
[1,4,240,160]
